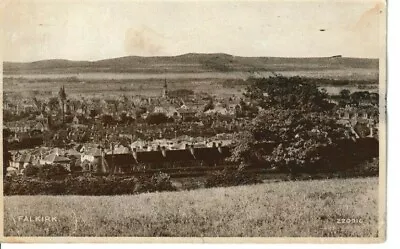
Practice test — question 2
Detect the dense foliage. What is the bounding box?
[205,169,261,188]
[230,76,377,173]
[244,76,334,111]
[146,113,172,125]
[4,172,176,195]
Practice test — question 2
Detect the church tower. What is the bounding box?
[58,85,67,123]
[162,78,168,98]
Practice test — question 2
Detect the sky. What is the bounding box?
[1,0,384,62]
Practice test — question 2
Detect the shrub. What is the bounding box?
[146,113,170,125]
[205,169,261,188]
[4,173,176,196]
[24,164,40,177]
[151,172,175,191]
[37,164,70,180]
[134,172,176,193]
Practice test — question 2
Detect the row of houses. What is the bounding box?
[7,134,235,172]
[8,142,233,174]
[5,119,49,134]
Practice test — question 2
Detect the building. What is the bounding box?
[10,153,39,171]
[162,78,168,98]
[42,153,71,170]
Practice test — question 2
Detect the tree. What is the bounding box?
[203,99,214,112]
[32,97,41,111]
[146,113,170,125]
[228,131,260,169]
[350,91,371,106]
[89,109,98,120]
[338,89,351,106]
[135,107,147,119]
[48,97,59,112]
[236,99,258,118]
[119,112,134,125]
[228,76,378,174]
[370,92,379,106]
[244,76,333,111]
[230,108,350,172]
[3,134,11,177]
[339,89,351,100]
[101,114,115,127]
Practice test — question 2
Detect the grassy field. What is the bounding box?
[4,177,379,237]
[3,73,378,100]
[2,53,379,98]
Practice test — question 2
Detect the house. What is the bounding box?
[10,153,39,171]
[66,148,82,160]
[22,104,35,113]
[42,153,71,168]
[178,108,197,120]
[6,121,31,133]
[81,147,103,163]
[153,106,180,118]
[103,143,233,171]
[205,106,230,116]
[32,121,47,132]
[104,152,135,173]
[81,147,108,173]
[72,116,80,125]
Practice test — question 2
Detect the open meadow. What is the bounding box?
[4,177,379,237]
[3,54,379,98]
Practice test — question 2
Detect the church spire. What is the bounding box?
[58,85,67,123]
[162,78,168,98]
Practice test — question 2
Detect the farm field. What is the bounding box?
[3,71,378,99]
[2,54,379,98]
[4,177,379,237]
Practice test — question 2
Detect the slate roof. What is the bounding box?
[66,149,82,157]
[14,153,36,164]
[44,154,71,164]
[85,147,102,157]
[104,153,136,167]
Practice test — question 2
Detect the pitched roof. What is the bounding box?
[66,149,81,157]
[44,154,71,163]
[15,154,36,164]
[53,155,71,163]
[85,147,102,157]
[51,147,64,156]
[112,146,131,154]
[104,153,136,166]
[135,151,165,163]
[164,149,195,162]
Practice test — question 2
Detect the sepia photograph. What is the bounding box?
[1,0,386,242]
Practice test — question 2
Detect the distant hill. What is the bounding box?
[3,53,379,74]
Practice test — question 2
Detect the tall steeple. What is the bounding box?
[58,85,67,123]
[162,78,168,98]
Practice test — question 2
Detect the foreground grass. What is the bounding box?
[4,177,378,237]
